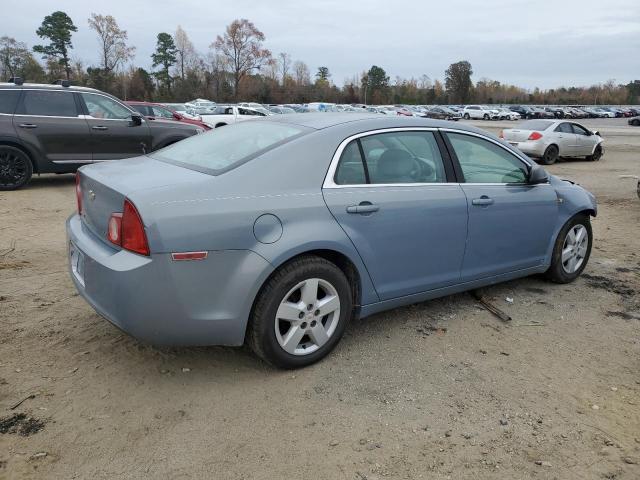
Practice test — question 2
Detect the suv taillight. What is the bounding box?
[528,131,543,141]
[107,199,150,256]
[75,173,82,214]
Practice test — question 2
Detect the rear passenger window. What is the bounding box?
[20,91,77,117]
[0,90,20,114]
[334,131,447,185]
[555,123,573,133]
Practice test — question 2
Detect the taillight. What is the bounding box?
[528,131,543,141]
[107,199,150,256]
[75,173,83,214]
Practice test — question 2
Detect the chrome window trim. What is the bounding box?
[13,114,88,120]
[323,127,441,189]
[323,126,547,189]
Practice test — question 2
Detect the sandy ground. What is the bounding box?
[1,118,639,480]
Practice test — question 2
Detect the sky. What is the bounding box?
[3,0,639,90]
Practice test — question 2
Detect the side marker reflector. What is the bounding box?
[171,251,208,261]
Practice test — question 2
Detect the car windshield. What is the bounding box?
[517,120,553,131]
[151,121,308,175]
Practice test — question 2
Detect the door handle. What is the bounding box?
[472,196,494,206]
[346,202,379,214]
[18,123,37,129]
[92,125,108,131]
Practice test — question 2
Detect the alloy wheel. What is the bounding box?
[0,148,29,188]
[561,224,588,274]
[274,278,341,355]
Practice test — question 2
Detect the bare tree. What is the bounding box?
[0,36,31,79]
[88,13,135,73]
[293,60,310,86]
[212,19,271,98]
[278,52,290,86]
[174,25,196,80]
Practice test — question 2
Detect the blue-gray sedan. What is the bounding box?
[67,114,597,368]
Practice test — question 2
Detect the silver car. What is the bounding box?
[67,114,597,368]
[502,120,604,165]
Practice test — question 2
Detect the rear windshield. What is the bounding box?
[517,120,553,131]
[152,121,308,175]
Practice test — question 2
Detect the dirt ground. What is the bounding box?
[1,118,639,480]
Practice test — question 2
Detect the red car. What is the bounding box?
[126,101,211,130]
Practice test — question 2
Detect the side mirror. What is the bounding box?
[528,166,549,185]
[173,112,182,120]
[130,113,143,126]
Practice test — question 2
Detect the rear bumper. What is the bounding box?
[507,140,546,157]
[66,214,274,346]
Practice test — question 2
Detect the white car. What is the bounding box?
[199,106,267,128]
[462,105,500,120]
[501,119,604,165]
[495,108,521,121]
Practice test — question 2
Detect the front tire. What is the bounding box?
[587,144,603,161]
[463,113,470,120]
[540,145,559,165]
[545,214,592,283]
[247,255,353,369]
[483,114,489,120]
[0,145,33,191]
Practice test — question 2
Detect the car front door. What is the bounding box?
[554,122,578,156]
[571,123,598,156]
[79,92,151,160]
[323,129,468,300]
[443,130,558,281]
[13,89,92,165]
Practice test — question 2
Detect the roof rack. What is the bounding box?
[8,77,24,85]
[52,79,71,87]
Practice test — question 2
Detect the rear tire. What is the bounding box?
[545,214,592,283]
[247,255,353,369]
[463,113,470,120]
[0,145,33,191]
[540,145,559,165]
[632,119,640,126]
[483,114,489,120]
[586,144,603,161]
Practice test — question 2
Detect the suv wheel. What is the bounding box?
[0,145,33,190]
[463,113,470,120]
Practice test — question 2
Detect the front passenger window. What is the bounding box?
[447,133,528,184]
[81,93,132,120]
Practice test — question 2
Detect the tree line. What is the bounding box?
[1,11,638,106]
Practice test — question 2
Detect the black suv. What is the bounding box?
[0,80,203,190]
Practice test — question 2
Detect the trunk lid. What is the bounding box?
[502,128,534,143]
[78,156,205,245]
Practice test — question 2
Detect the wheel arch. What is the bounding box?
[0,140,38,173]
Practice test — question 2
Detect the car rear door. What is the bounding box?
[322,129,468,300]
[571,123,599,156]
[78,92,151,160]
[443,130,558,281]
[553,122,578,156]
[13,89,92,165]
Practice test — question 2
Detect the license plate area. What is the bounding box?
[69,241,85,286]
